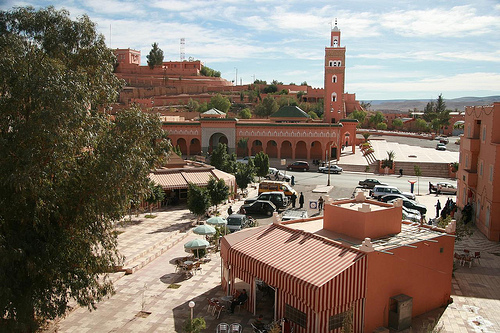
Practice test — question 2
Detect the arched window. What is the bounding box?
[332,75,337,83]
[329,60,334,67]
[333,39,338,47]
[331,93,337,102]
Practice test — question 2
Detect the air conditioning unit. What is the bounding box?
[388,294,412,331]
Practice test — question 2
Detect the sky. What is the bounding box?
[2,0,500,101]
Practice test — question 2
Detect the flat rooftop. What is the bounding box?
[284,218,453,254]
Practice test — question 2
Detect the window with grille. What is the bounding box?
[329,312,346,330]
[285,304,307,328]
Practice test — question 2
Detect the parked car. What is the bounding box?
[429,182,457,195]
[244,191,289,210]
[440,137,449,144]
[241,200,277,216]
[436,143,446,151]
[318,165,343,174]
[401,206,422,222]
[370,185,416,200]
[287,161,310,171]
[358,178,388,189]
[388,197,427,215]
[281,209,308,221]
[236,156,255,164]
[266,167,291,182]
[380,193,410,203]
[226,214,251,233]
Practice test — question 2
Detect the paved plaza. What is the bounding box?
[46,141,500,333]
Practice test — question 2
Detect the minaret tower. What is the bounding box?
[324,19,346,123]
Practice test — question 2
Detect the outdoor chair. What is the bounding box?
[251,323,266,333]
[462,255,473,268]
[474,252,481,264]
[193,261,202,275]
[454,252,465,266]
[235,298,247,312]
[216,322,229,333]
[207,298,218,314]
[214,303,225,319]
[229,323,242,332]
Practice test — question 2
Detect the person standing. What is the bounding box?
[318,196,324,212]
[435,199,442,218]
[227,206,233,216]
[291,175,295,186]
[299,192,304,209]
[290,192,297,208]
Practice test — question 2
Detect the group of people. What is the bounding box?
[290,192,304,209]
[435,198,456,219]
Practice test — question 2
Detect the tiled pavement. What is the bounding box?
[44,156,500,333]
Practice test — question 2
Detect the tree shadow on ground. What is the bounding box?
[148,221,193,234]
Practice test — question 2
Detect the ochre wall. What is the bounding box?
[364,234,454,332]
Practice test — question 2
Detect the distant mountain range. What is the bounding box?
[365,96,500,113]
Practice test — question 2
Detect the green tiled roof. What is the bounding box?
[270,106,310,118]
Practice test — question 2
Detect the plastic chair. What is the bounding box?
[207,298,217,314]
[214,303,225,319]
[474,252,481,264]
[235,298,247,312]
[193,261,202,275]
[216,323,229,333]
[229,323,242,332]
[251,323,266,333]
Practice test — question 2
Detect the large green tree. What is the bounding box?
[206,177,229,212]
[235,163,255,194]
[0,7,169,331]
[253,151,270,180]
[255,96,279,117]
[187,183,210,219]
[146,42,164,69]
[208,93,231,113]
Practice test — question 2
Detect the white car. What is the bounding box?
[236,156,255,164]
[318,165,343,174]
[266,168,291,182]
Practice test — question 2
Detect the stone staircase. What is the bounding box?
[394,161,451,178]
[120,227,192,275]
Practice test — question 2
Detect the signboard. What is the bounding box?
[281,159,286,166]
[309,200,318,209]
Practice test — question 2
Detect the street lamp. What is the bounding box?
[188,300,195,320]
[327,108,334,186]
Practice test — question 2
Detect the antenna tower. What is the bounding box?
[180,38,185,61]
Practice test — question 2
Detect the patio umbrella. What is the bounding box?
[184,238,210,258]
[206,216,227,226]
[193,224,216,235]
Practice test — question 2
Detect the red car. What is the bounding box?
[287,161,310,171]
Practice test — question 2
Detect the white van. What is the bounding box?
[370,185,415,201]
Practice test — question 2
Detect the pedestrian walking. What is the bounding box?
[399,168,403,177]
[428,182,432,194]
[299,192,304,209]
[318,196,324,212]
[435,199,442,218]
[290,192,297,208]
[291,175,295,186]
[227,206,233,216]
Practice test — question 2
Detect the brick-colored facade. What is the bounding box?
[457,102,500,241]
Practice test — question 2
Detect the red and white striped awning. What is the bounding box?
[149,173,187,189]
[222,223,366,312]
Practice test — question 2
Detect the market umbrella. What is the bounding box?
[206,216,227,226]
[184,238,210,258]
[193,224,216,235]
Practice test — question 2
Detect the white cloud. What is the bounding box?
[380,6,500,37]
[349,72,500,94]
[83,0,144,16]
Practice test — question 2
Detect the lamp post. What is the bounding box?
[327,108,334,186]
[188,300,195,320]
